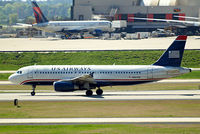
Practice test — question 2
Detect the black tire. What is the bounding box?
[31,91,35,96]
[86,90,93,96]
[96,89,103,96]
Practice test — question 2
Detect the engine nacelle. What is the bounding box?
[90,29,103,36]
[53,81,79,92]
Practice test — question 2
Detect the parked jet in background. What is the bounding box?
[31,1,113,37]
[132,16,200,27]
[9,35,191,96]
[174,16,200,21]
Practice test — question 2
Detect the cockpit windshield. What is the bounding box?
[16,71,22,74]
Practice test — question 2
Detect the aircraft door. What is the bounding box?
[147,68,153,79]
[27,67,34,79]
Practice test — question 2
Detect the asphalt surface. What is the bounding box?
[0,90,200,101]
[1,117,200,125]
[0,36,200,52]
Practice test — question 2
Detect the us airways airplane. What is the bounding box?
[9,35,191,96]
[31,1,113,37]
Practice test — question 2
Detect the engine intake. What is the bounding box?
[53,81,78,92]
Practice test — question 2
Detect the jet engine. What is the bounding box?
[90,29,103,37]
[53,81,79,92]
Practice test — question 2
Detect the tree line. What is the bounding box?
[0,0,72,25]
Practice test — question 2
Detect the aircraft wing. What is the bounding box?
[16,23,32,28]
[59,73,96,85]
[133,17,200,27]
[174,16,200,20]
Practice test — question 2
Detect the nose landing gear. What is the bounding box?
[31,85,36,96]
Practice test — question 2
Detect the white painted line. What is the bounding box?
[0,90,200,101]
[0,118,200,124]
[158,79,200,83]
[0,71,16,74]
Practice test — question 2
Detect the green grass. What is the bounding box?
[0,83,199,91]
[173,71,200,79]
[0,124,200,134]
[0,73,12,81]
[0,100,200,118]
[0,50,199,70]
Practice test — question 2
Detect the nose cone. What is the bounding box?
[8,74,17,84]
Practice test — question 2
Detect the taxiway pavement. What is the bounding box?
[0,36,200,52]
[0,90,200,101]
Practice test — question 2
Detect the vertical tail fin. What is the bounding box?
[31,1,48,23]
[153,35,187,67]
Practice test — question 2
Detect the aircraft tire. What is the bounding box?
[31,91,35,96]
[86,90,93,96]
[96,89,103,96]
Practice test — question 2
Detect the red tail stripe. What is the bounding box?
[176,35,187,41]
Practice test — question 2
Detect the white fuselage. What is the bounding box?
[9,65,190,86]
[32,20,114,33]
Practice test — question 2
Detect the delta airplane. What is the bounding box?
[30,1,113,37]
[9,35,191,96]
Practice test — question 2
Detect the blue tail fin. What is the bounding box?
[153,35,187,67]
[31,1,48,23]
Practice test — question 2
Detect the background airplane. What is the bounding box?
[31,1,114,38]
[174,16,200,21]
[132,16,200,27]
[9,35,191,96]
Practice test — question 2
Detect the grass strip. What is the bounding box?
[173,71,200,79]
[0,100,200,118]
[0,83,199,91]
[0,73,12,81]
[0,50,199,70]
[0,124,200,134]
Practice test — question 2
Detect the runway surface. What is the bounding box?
[0,36,200,52]
[1,117,200,125]
[0,90,200,101]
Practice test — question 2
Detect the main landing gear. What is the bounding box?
[96,88,103,96]
[31,85,36,96]
[85,88,103,96]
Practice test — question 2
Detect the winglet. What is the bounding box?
[89,72,94,77]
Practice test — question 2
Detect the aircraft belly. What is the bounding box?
[96,81,153,86]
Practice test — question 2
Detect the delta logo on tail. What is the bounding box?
[31,1,48,23]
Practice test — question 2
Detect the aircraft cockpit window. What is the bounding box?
[17,71,22,74]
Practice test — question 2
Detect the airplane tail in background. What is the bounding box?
[31,1,48,23]
[153,35,187,67]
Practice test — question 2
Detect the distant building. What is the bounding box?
[72,0,200,33]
